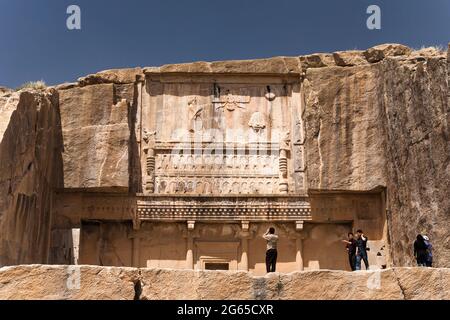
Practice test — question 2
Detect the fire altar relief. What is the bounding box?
[140,78,307,196]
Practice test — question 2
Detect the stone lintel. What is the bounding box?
[137,195,312,222]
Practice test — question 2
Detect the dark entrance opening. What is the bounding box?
[204,262,230,270]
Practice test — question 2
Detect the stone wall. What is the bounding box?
[0,90,63,266]
[0,265,449,300]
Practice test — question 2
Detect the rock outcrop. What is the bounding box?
[0,90,63,266]
[303,44,449,267]
[58,84,132,190]
[0,265,139,300]
[0,266,449,300]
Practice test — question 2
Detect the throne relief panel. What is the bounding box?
[140,80,306,195]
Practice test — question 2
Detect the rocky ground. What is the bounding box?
[0,265,448,300]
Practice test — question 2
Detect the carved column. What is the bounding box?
[279,131,290,194]
[129,231,142,268]
[239,221,251,271]
[132,237,141,267]
[240,238,249,271]
[129,221,143,268]
[295,221,306,271]
[142,129,156,194]
[186,221,196,269]
[145,148,156,193]
[295,238,303,271]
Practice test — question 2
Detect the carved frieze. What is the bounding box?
[136,196,312,222]
[213,88,251,112]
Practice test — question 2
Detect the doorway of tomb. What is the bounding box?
[195,241,240,271]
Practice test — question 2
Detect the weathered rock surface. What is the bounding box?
[381,55,450,268]
[0,90,63,266]
[304,64,387,191]
[0,265,139,300]
[333,50,368,67]
[303,46,449,267]
[364,43,412,63]
[145,56,302,75]
[0,87,11,95]
[58,84,131,190]
[0,91,19,142]
[78,67,142,86]
[0,266,449,300]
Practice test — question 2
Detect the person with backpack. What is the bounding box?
[413,234,428,266]
[423,235,433,267]
[355,229,369,270]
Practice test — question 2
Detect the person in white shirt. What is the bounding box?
[263,227,279,273]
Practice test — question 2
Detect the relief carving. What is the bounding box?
[248,112,266,133]
[279,131,290,194]
[213,90,250,112]
[187,97,204,133]
[142,128,157,193]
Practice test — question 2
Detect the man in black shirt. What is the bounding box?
[355,229,369,270]
[342,232,357,271]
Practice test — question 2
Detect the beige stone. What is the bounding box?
[0,90,62,266]
[0,265,139,300]
[59,84,130,190]
[304,65,387,191]
[0,266,449,300]
[364,43,412,63]
[53,82,78,90]
[333,50,368,66]
[299,53,335,69]
[0,87,11,95]
[146,56,302,75]
[381,56,450,268]
[279,269,404,300]
[0,91,19,141]
[393,267,449,300]
[140,269,256,300]
[78,67,142,86]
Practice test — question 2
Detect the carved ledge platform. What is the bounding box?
[136,194,312,222]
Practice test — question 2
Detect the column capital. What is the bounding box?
[237,222,257,239]
[187,220,196,231]
[295,220,304,231]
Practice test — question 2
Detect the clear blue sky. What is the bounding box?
[0,0,449,88]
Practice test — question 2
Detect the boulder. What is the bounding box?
[364,43,412,63]
[0,265,139,300]
[78,67,142,86]
[333,50,368,66]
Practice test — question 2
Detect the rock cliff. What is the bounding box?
[0,89,63,266]
[0,43,448,269]
[303,45,450,267]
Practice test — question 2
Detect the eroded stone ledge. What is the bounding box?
[0,265,448,300]
[58,43,446,89]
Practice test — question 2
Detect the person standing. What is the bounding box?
[414,234,428,267]
[263,227,278,273]
[423,235,433,267]
[355,229,369,270]
[342,232,357,271]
